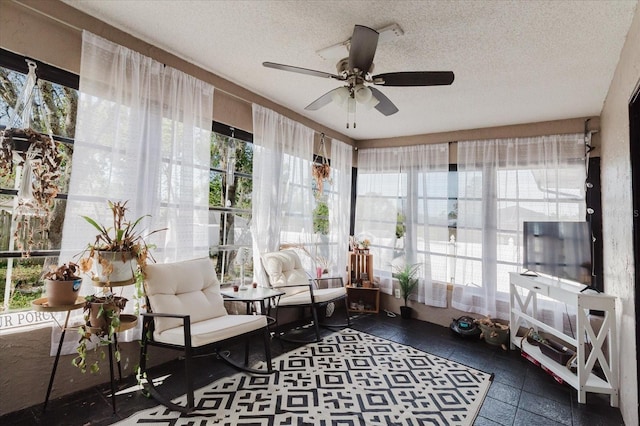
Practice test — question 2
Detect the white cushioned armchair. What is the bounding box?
[261,250,350,342]
[139,257,273,413]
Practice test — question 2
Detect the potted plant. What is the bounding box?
[78,200,165,285]
[73,200,164,374]
[73,292,128,374]
[42,262,82,306]
[1,127,62,256]
[394,263,421,319]
[475,316,510,350]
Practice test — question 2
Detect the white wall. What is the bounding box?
[600,3,640,426]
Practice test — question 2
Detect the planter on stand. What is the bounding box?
[45,278,83,306]
[93,250,136,284]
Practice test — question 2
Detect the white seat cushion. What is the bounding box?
[278,287,346,306]
[262,250,311,297]
[145,257,227,334]
[155,314,268,347]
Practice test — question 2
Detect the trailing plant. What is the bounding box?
[312,162,331,194]
[395,213,406,239]
[1,128,63,256]
[73,293,128,374]
[313,200,330,235]
[393,263,421,306]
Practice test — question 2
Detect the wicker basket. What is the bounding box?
[478,319,510,346]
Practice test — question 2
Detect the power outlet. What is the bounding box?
[394,289,401,299]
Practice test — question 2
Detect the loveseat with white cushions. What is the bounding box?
[139,257,273,413]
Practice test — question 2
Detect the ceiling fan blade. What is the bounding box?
[348,25,379,73]
[305,88,343,111]
[370,87,399,116]
[263,62,343,80]
[373,71,455,86]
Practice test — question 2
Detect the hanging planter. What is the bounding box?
[1,61,63,256]
[312,133,332,195]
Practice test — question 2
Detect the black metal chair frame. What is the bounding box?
[272,277,351,343]
[139,309,273,413]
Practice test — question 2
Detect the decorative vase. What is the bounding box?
[400,306,412,319]
[94,251,136,284]
[45,278,82,306]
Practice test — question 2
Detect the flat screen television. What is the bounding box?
[523,221,593,285]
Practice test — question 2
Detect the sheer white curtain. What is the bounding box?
[355,144,449,307]
[53,31,213,354]
[251,105,315,283]
[451,134,586,327]
[328,138,353,278]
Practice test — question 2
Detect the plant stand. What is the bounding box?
[31,296,85,412]
[86,277,138,413]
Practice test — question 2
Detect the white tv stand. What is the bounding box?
[508,272,618,406]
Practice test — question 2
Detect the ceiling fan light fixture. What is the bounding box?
[331,86,350,106]
[354,84,372,103]
[363,95,380,110]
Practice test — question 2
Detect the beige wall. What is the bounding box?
[600,3,640,426]
[0,0,637,421]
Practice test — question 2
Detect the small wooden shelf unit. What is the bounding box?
[346,286,380,313]
[346,252,379,313]
[347,252,373,286]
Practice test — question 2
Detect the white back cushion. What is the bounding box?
[261,250,310,297]
[144,257,227,334]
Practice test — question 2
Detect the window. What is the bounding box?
[0,49,78,319]
[355,138,588,314]
[209,125,253,284]
[355,144,449,305]
[452,136,587,318]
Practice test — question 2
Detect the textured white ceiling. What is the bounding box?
[61,0,638,140]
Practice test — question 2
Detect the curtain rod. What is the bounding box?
[13,0,349,144]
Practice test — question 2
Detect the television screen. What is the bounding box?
[523,221,592,285]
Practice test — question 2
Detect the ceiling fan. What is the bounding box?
[263,25,454,126]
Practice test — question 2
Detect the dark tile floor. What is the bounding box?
[1,311,625,425]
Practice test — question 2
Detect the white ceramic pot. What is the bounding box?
[94,251,136,284]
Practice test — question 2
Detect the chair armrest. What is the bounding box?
[272,282,313,290]
[141,312,193,347]
[142,312,190,319]
[313,277,345,289]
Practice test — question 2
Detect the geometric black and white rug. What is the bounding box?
[116,328,493,426]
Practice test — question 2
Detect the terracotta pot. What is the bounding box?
[87,297,126,332]
[94,251,136,283]
[45,278,82,306]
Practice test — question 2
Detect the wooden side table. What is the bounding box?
[31,296,85,412]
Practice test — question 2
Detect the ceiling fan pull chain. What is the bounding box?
[353,96,357,128]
